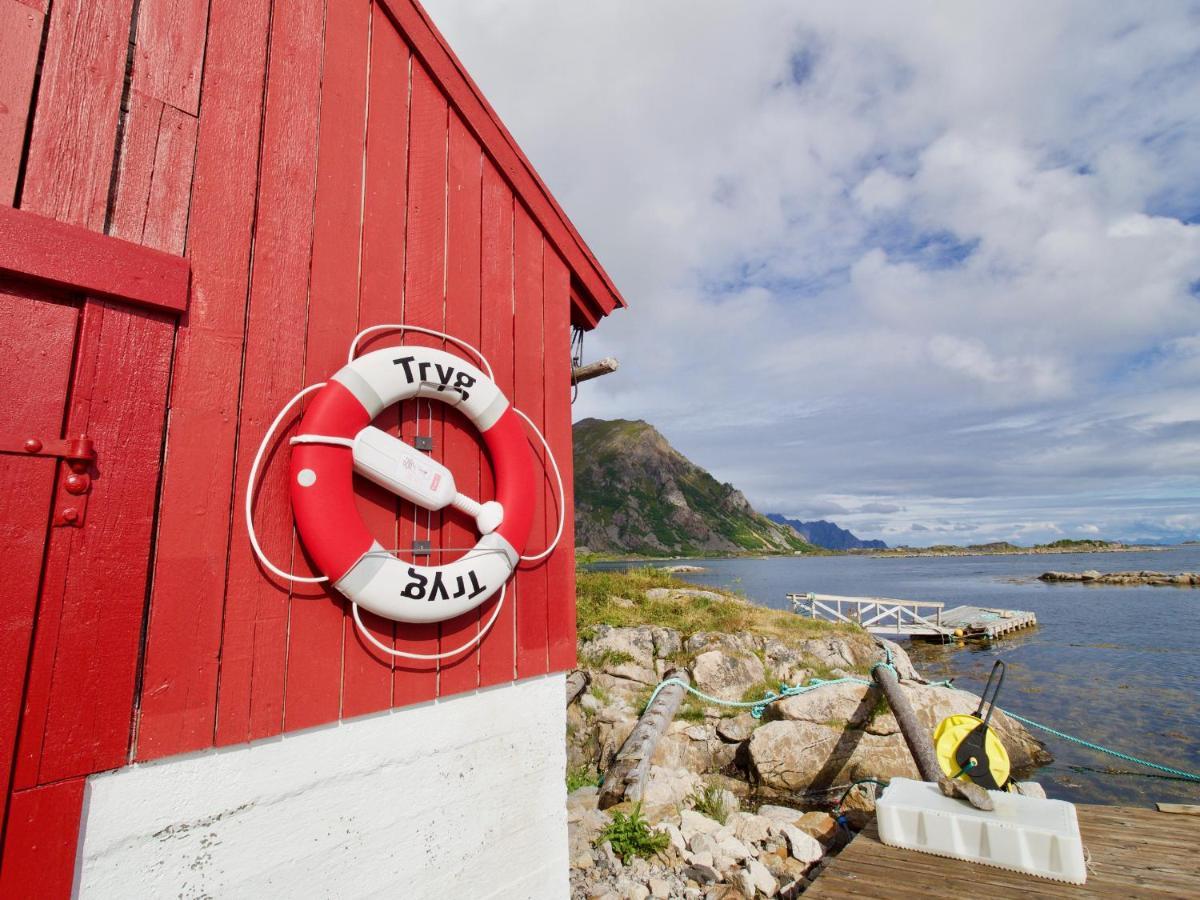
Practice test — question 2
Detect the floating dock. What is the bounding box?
[806,803,1200,897]
[787,593,1037,641]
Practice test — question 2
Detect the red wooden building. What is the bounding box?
[0,0,623,894]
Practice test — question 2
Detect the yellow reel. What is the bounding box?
[933,659,1014,791]
[934,713,1012,789]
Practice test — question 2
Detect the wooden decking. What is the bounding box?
[786,593,1037,641]
[806,804,1200,898]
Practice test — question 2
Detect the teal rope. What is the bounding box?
[645,645,1200,783]
[997,708,1200,783]
[646,674,875,720]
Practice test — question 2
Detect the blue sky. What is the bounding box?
[425,1,1200,546]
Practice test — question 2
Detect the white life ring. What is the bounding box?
[288,346,536,624]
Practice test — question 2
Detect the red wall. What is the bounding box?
[0,0,620,890]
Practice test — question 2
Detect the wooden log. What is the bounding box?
[572,357,619,384]
[565,670,589,707]
[871,665,940,783]
[598,668,688,809]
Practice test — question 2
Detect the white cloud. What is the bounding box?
[425,0,1200,545]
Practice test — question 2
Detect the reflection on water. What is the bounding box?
[591,548,1200,807]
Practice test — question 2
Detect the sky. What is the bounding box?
[423,1,1200,547]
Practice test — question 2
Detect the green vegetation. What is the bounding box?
[596,803,670,863]
[582,648,636,669]
[566,765,601,793]
[689,783,731,825]
[576,567,854,641]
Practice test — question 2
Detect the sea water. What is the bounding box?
[590,548,1200,806]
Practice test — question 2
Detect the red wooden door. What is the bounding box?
[0,277,80,846]
[0,204,187,889]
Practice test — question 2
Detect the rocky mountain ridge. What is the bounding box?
[574,418,815,556]
[765,515,886,551]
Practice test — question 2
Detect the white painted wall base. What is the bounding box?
[75,674,568,899]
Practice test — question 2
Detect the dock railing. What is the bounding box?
[787,592,948,636]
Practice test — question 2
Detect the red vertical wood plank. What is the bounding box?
[110,93,197,249]
[0,283,76,845]
[513,206,549,678]
[341,10,410,720]
[14,0,179,787]
[131,0,210,115]
[391,60,445,706]
[438,111,484,695]
[476,161,516,689]
[135,0,274,761]
[0,778,85,898]
[215,0,324,746]
[20,0,134,228]
[543,249,577,671]
[283,0,371,733]
[0,0,43,204]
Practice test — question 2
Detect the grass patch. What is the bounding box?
[566,765,601,793]
[583,648,636,669]
[590,684,612,706]
[597,803,670,864]
[689,783,731,825]
[678,698,707,722]
[576,567,856,641]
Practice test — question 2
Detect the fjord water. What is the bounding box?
[597,549,1200,806]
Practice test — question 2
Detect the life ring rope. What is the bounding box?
[244,325,566,661]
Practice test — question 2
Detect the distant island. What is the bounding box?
[861,539,1163,558]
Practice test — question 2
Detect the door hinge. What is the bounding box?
[1,434,96,527]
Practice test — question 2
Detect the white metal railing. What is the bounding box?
[786,592,947,635]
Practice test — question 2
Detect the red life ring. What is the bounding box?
[289,346,535,624]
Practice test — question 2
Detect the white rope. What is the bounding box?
[512,407,566,563]
[245,383,330,584]
[350,583,506,661]
[348,323,495,381]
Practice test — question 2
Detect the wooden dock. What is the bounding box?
[787,593,1037,641]
[806,803,1200,897]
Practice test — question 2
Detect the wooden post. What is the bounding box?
[571,357,619,384]
[598,667,689,809]
[871,664,941,783]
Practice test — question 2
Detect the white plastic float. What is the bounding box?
[876,777,1087,884]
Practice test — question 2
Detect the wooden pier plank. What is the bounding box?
[806,804,1200,898]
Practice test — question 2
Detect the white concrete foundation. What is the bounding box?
[75,674,568,899]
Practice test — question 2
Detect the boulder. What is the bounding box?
[795,811,838,845]
[725,811,775,844]
[692,649,766,698]
[779,824,823,864]
[755,805,804,825]
[680,810,723,842]
[648,877,672,899]
[647,588,725,603]
[584,625,657,670]
[746,857,779,897]
[716,713,757,743]
[642,766,704,808]
[768,681,874,728]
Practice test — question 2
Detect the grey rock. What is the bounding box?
[716,713,757,743]
[692,649,766,698]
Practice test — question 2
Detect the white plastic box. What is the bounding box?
[876,777,1087,884]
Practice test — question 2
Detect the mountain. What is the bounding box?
[573,418,816,556]
[766,514,887,550]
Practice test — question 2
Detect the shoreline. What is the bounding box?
[579,544,1173,565]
